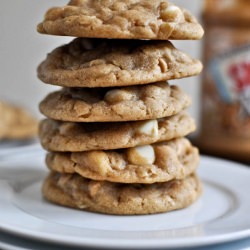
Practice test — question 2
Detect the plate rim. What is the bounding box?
[0,222,250,249]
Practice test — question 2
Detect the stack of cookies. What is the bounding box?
[37,0,204,215]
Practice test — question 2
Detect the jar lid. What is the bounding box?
[203,0,250,25]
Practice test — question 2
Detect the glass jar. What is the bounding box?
[198,0,250,162]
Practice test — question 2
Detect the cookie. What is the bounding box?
[39,82,191,122]
[37,0,204,40]
[0,101,38,140]
[39,112,195,152]
[43,172,202,215]
[37,38,203,88]
[46,138,199,184]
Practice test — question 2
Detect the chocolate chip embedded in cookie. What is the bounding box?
[39,82,191,122]
[37,38,203,88]
[39,112,195,152]
[42,171,202,215]
[46,138,199,184]
[37,0,204,40]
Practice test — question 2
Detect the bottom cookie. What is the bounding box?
[42,172,202,215]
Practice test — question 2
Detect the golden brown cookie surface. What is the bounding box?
[42,172,202,215]
[37,38,203,88]
[39,112,195,152]
[46,138,199,184]
[39,82,191,122]
[37,0,204,40]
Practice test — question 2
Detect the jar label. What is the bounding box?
[209,45,250,115]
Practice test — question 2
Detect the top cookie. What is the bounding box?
[37,0,204,40]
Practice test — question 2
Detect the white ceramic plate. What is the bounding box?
[0,149,249,249]
[0,139,40,160]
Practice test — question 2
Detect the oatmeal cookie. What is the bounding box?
[39,112,195,151]
[42,172,202,215]
[0,101,38,140]
[37,0,204,40]
[37,38,202,88]
[39,82,191,122]
[46,138,199,184]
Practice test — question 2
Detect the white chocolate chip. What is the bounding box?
[127,145,155,165]
[137,120,158,137]
[161,5,184,22]
[167,5,181,12]
[104,89,135,103]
